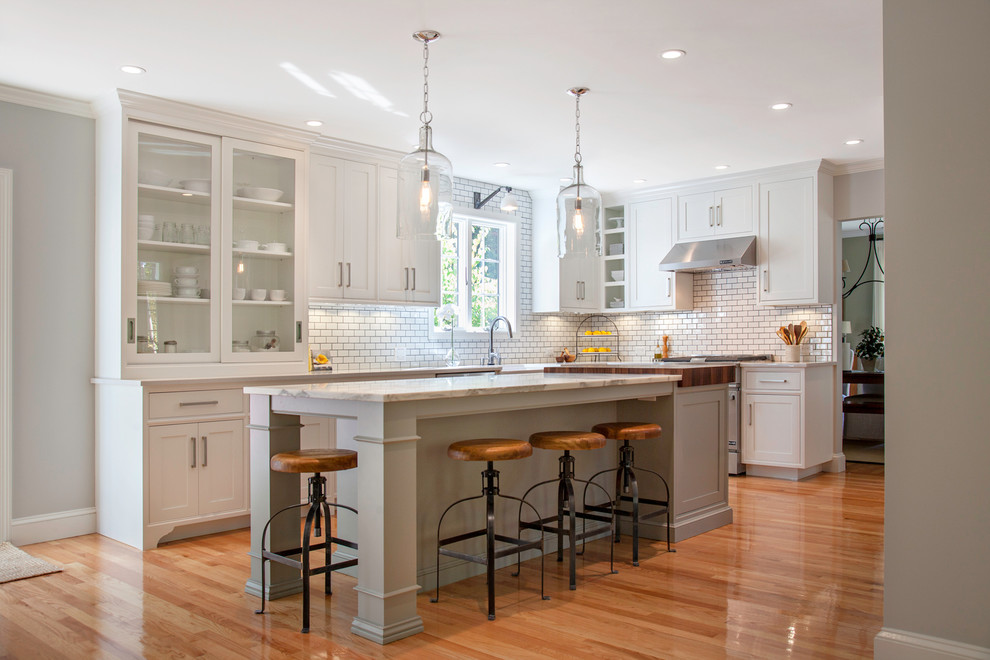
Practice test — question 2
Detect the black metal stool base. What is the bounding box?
[584,440,674,566]
[255,473,358,633]
[517,451,617,590]
[432,462,549,620]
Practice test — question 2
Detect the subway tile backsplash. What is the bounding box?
[309,177,832,371]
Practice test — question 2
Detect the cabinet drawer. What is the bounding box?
[743,370,802,392]
[149,389,244,420]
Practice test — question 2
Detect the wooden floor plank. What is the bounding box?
[1,463,884,658]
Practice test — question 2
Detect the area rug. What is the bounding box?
[0,541,61,584]
[843,439,885,464]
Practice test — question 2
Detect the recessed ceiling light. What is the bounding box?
[844,138,864,145]
[493,162,510,168]
[770,102,792,111]
[120,65,146,75]
[714,165,730,170]
[306,120,323,127]
[633,178,647,184]
[660,49,686,59]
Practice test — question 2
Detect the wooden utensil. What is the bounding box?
[787,323,796,344]
[777,328,791,345]
[798,320,808,344]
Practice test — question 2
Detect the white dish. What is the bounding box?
[611,270,624,281]
[237,186,283,202]
[269,289,286,301]
[250,288,267,301]
[261,242,287,252]
[174,287,200,296]
[173,293,201,299]
[178,179,211,193]
[138,226,154,240]
[173,277,198,287]
[138,170,171,187]
[173,266,199,275]
[232,287,246,300]
[234,239,259,251]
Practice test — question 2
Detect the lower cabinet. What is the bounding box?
[148,419,246,524]
[740,364,835,480]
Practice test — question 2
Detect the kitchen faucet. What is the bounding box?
[485,316,513,365]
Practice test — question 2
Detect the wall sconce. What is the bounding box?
[473,186,519,212]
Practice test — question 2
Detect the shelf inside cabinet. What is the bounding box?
[604,254,625,261]
[232,196,294,212]
[137,295,210,304]
[232,299,293,307]
[137,240,210,254]
[605,282,625,286]
[604,228,624,235]
[232,248,293,260]
[138,184,211,204]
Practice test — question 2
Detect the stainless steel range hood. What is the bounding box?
[658,235,757,272]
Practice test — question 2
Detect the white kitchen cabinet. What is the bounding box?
[628,198,693,311]
[757,170,834,305]
[677,185,754,241]
[740,364,834,480]
[377,166,440,305]
[559,255,602,312]
[602,207,627,311]
[148,418,245,524]
[308,155,378,302]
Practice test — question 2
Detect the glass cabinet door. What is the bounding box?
[128,123,222,364]
[221,138,306,362]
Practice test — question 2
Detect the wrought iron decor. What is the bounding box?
[842,218,884,299]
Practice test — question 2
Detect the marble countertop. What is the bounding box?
[741,361,837,369]
[244,371,681,403]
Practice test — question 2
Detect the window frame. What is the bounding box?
[432,207,519,339]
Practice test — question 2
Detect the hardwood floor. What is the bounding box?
[0,463,884,659]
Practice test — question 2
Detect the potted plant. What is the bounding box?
[855,326,885,371]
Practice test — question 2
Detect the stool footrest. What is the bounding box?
[261,548,358,575]
[439,534,543,566]
[520,514,608,543]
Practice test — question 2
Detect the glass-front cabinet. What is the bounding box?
[124,121,306,372]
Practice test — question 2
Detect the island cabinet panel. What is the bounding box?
[672,386,727,516]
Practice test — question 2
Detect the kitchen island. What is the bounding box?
[245,370,730,644]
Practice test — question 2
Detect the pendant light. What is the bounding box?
[397,30,453,240]
[556,87,602,258]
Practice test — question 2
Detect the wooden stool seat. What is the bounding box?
[529,430,606,451]
[592,422,661,441]
[447,438,533,462]
[270,449,357,474]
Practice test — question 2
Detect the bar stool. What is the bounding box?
[431,438,548,620]
[517,430,616,591]
[255,449,358,633]
[585,422,673,566]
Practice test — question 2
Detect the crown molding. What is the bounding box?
[830,158,885,175]
[0,83,94,118]
[311,135,405,163]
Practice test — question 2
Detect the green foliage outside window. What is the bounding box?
[435,218,503,330]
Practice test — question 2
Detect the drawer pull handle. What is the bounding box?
[411,267,416,291]
[758,379,789,383]
[191,437,196,468]
[179,400,220,407]
[202,436,207,467]
[749,403,753,426]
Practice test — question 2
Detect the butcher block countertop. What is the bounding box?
[544,362,740,387]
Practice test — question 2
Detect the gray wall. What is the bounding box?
[834,169,884,221]
[882,0,990,653]
[0,100,95,519]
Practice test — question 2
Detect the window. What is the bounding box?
[435,213,517,332]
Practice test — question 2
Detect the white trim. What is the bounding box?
[832,158,885,175]
[0,169,11,542]
[10,508,98,546]
[875,628,990,660]
[0,82,94,118]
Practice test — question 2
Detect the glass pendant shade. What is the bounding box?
[556,164,602,258]
[397,125,453,239]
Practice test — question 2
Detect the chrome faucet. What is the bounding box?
[485,316,513,365]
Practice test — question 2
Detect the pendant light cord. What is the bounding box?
[573,93,582,166]
[421,38,432,126]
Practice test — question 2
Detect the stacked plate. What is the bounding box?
[173,266,200,298]
[138,214,155,240]
[138,280,171,297]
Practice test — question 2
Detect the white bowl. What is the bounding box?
[238,186,283,202]
[138,226,154,240]
[234,239,259,251]
[611,270,624,281]
[232,287,246,300]
[261,242,287,252]
[138,170,171,187]
[175,287,200,297]
[179,179,211,193]
[269,289,286,301]
[173,265,199,276]
[250,288,267,301]
[173,276,198,287]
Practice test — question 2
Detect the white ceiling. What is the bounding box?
[1,0,883,196]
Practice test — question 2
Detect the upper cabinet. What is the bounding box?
[377,166,440,305]
[757,165,834,305]
[308,155,378,302]
[677,185,754,241]
[627,198,693,311]
[96,92,312,379]
[559,255,602,312]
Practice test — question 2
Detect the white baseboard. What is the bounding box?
[11,507,97,546]
[875,628,990,660]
